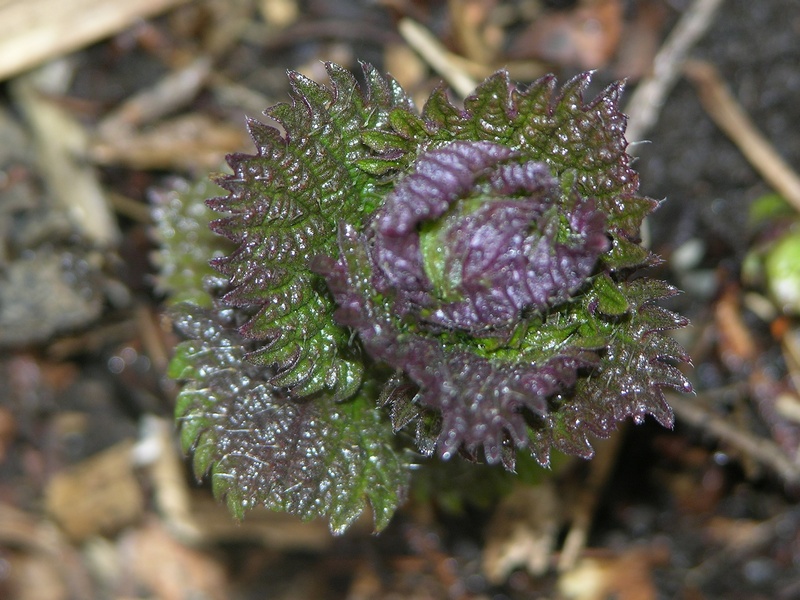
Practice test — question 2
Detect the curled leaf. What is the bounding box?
[162,64,691,532]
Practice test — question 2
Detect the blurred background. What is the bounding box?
[1,1,800,598]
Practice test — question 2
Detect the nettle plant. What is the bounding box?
[160,63,691,533]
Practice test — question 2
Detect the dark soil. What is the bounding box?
[2,1,800,599]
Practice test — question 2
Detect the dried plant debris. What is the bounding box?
[158,63,691,533]
[0,107,106,347]
[0,249,105,347]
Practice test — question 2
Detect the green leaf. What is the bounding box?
[209,63,411,398]
[592,273,630,316]
[765,229,800,313]
[749,192,794,228]
[371,71,657,271]
[170,303,409,533]
[526,278,691,465]
[150,177,230,307]
[158,64,692,533]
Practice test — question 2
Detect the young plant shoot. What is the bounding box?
[160,64,691,534]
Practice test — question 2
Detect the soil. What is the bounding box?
[1,1,800,599]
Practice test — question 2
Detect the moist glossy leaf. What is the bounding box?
[314,217,596,469]
[161,64,692,534]
[525,279,691,465]
[377,71,659,270]
[171,303,408,533]
[209,63,410,397]
[592,272,630,316]
[312,70,691,467]
[373,142,608,330]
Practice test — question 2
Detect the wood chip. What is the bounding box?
[509,0,623,70]
[12,73,120,246]
[121,519,230,600]
[0,504,94,598]
[558,545,668,600]
[713,282,757,372]
[45,440,145,542]
[133,415,202,542]
[0,0,190,81]
[483,482,562,582]
[89,113,249,171]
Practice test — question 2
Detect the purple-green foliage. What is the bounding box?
[166,63,691,533]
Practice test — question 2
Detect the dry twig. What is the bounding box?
[624,0,725,147]
[12,72,120,246]
[668,393,800,487]
[0,0,190,81]
[398,18,478,98]
[684,59,800,212]
[98,57,213,136]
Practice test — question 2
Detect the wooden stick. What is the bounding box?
[12,74,120,246]
[398,18,477,98]
[684,59,800,212]
[624,0,725,147]
[0,0,190,81]
[669,393,800,487]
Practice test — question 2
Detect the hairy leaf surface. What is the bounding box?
[210,63,410,397]
[150,177,230,307]
[170,303,408,533]
[163,64,691,532]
